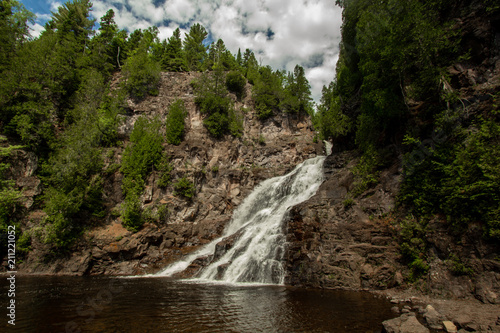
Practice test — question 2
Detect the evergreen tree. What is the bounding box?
[282,65,312,115]
[88,9,118,75]
[162,27,187,71]
[183,23,207,71]
[204,39,236,71]
[165,99,187,145]
[253,66,283,119]
[242,48,259,84]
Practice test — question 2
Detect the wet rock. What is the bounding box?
[212,231,242,262]
[382,313,429,333]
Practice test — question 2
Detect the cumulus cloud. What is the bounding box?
[31,0,343,102]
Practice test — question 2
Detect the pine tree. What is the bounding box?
[162,28,187,71]
[183,23,207,71]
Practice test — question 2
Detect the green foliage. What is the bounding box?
[441,119,500,238]
[204,39,237,71]
[121,50,161,100]
[121,192,143,232]
[253,66,284,120]
[16,230,32,254]
[226,71,246,100]
[319,0,460,151]
[282,65,312,115]
[448,254,474,276]
[316,82,352,141]
[165,99,187,145]
[183,23,207,71]
[0,137,23,233]
[242,49,259,84]
[228,108,244,138]
[193,69,242,138]
[400,115,500,240]
[121,116,163,196]
[399,215,429,281]
[174,176,195,199]
[343,197,354,209]
[120,116,163,231]
[203,111,229,138]
[40,69,121,250]
[157,153,173,188]
[350,145,380,197]
[162,27,187,71]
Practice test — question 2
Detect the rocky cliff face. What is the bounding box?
[284,150,500,306]
[284,2,500,305]
[12,72,322,275]
[284,151,402,290]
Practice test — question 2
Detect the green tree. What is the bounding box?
[162,27,187,71]
[88,9,118,75]
[282,65,312,115]
[41,69,118,250]
[121,49,161,100]
[120,116,163,231]
[0,137,23,234]
[316,82,352,141]
[183,23,207,71]
[253,66,284,120]
[0,0,35,72]
[204,39,236,71]
[165,99,188,145]
[226,71,246,100]
[242,48,259,84]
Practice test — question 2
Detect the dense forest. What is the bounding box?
[0,0,314,253]
[315,0,500,278]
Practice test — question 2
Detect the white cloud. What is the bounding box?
[48,0,62,12]
[29,22,45,38]
[92,0,344,100]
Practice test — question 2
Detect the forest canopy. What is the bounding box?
[0,0,314,251]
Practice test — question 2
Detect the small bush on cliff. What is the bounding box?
[121,192,143,232]
[157,154,173,188]
[122,50,161,100]
[121,116,163,195]
[174,176,195,199]
[226,71,246,100]
[350,145,380,197]
[193,69,243,138]
[165,99,188,145]
[399,215,429,281]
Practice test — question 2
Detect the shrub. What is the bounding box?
[226,71,246,99]
[157,154,173,188]
[121,193,143,232]
[121,116,163,195]
[174,176,195,199]
[165,99,188,145]
[203,112,228,138]
[122,50,161,100]
[120,116,163,231]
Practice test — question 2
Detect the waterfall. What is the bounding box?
[157,155,326,284]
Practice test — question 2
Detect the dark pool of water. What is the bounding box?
[1,276,395,332]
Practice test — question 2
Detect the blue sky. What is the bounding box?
[20,0,343,102]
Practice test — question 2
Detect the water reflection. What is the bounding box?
[1,276,394,332]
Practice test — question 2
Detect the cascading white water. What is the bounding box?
[157,155,326,284]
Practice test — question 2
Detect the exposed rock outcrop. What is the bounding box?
[285,151,401,289]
